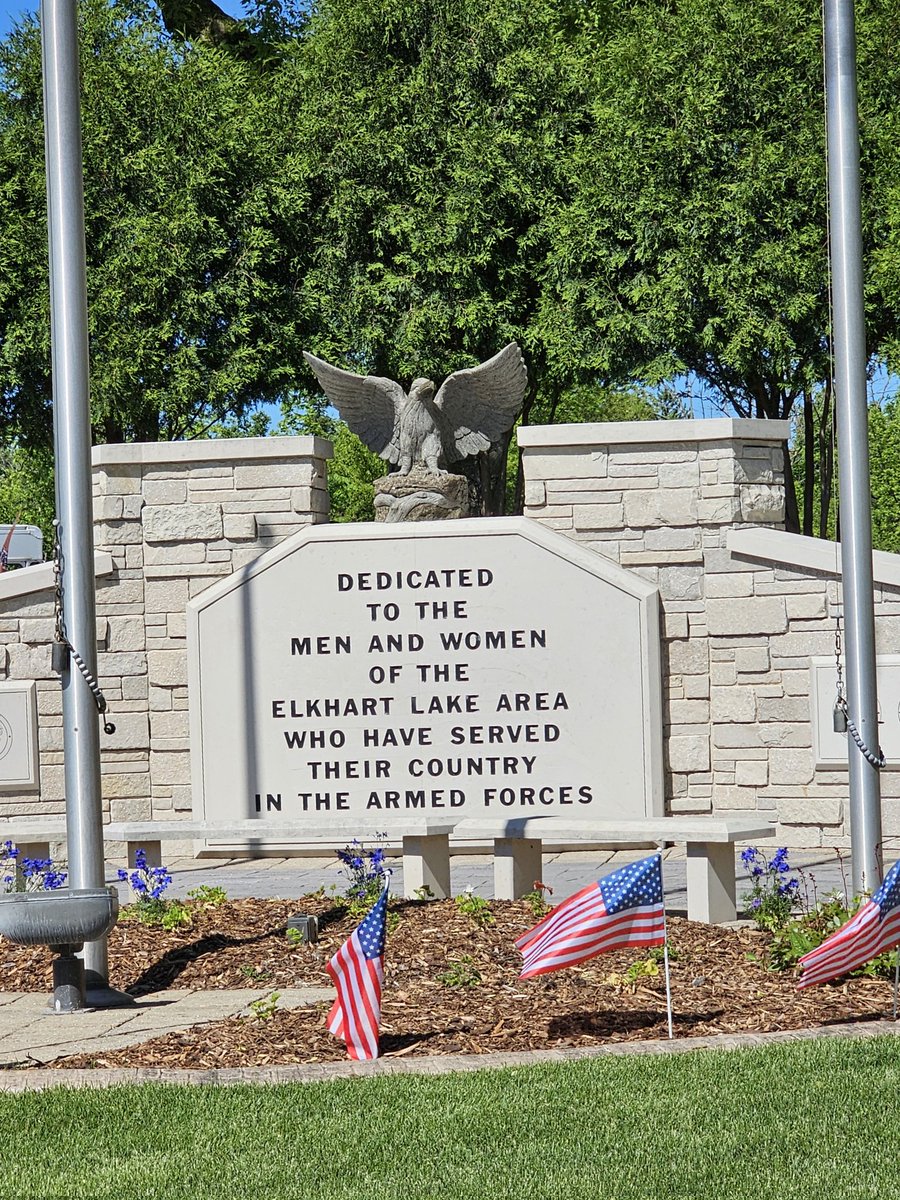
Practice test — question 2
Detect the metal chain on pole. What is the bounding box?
[833,614,884,769]
[51,519,115,735]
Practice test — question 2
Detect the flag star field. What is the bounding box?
[357,888,388,959]
[599,855,664,914]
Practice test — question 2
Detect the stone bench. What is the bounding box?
[0,819,457,901]
[0,812,776,921]
[451,815,777,923]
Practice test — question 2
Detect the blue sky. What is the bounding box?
[0,0,248,40]
[0,0,32,37]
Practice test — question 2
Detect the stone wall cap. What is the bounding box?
[729,526,900,589]
[105,820,457,839]
[91,435,333,467]
[0,552,114,602]
[516,418,791,449]
[0,818,459,841]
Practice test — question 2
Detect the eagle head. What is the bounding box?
[410,378,436,404]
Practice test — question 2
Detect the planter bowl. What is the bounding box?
[0,887,118,948]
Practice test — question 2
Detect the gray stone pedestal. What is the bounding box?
[373,467,470,522]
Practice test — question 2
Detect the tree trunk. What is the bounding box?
[782,444,801,534]
[512,381,555,515]
[818,377,835,539]
[803,391,815,536]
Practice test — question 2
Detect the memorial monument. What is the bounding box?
[187,519,664,843]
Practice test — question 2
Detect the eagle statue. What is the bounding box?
[302,344,527,475]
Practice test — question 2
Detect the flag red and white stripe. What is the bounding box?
[326,881,389,1060]
[516,854,666,979]
[798,859,900,989]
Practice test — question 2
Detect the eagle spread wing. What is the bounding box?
[433,343,528,463]
[303,352,406,464]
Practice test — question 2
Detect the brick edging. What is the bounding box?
[0,1019,896,1092]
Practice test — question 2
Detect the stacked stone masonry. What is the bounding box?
[0,436,331,848]
[4,420,900,855]
[518,418,900,852]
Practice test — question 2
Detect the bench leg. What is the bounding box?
[493,838,543,900]
[402,834,450,899]
[126,840,163,870]
[686,842,736,923]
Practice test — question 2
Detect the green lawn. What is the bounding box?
[0,1035,897,1199]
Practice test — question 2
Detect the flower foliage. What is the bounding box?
[22,857,68,891]
[117,846,172,903]
[116,848,191,928]
[455,885,494,928]
[336,836,389,914]
[0,839,67,892]
[741,846,800,931]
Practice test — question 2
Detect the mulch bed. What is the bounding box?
[0,895,895,1070]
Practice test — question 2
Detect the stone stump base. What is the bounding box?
[373,467,471,522]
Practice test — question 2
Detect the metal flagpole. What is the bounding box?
[824,0,883,896]
[40,0,114,997]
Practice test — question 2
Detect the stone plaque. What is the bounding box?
[811,655,900,769]
[187,518,664,838]
[0,681,40,792]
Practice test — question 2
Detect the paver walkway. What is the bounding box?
[0,987,332,1067]
[152,845,854,911]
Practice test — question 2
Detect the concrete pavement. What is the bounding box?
[0,987,332,1068]
[150,844,856,912]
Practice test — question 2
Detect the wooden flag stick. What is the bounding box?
[657,844,674,1039]
[662,940,674,1039]
[893,949,899,1020]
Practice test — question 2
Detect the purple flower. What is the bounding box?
[335,836,390,904]
[119,848,172,905]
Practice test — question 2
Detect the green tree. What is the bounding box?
[792,389,900,554]
[861,397,900,553]
[0,0,293,449]
[539,0,900,531]
[278,398,384,522]
[0,444,55,544]
[275,0,900,526]
[7,0,900,533]
[273,0,608,513]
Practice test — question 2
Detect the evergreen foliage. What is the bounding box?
[3,0,900,526]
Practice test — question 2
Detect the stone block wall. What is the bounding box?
[0,436,331,828]
[519,418,900,850]
[6,417,900,855]
[0,558,108,821]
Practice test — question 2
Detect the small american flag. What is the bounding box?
[517,853,666,979]
[326,880,389,1060]
[0,524,14,573]
[798,859,900,988]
